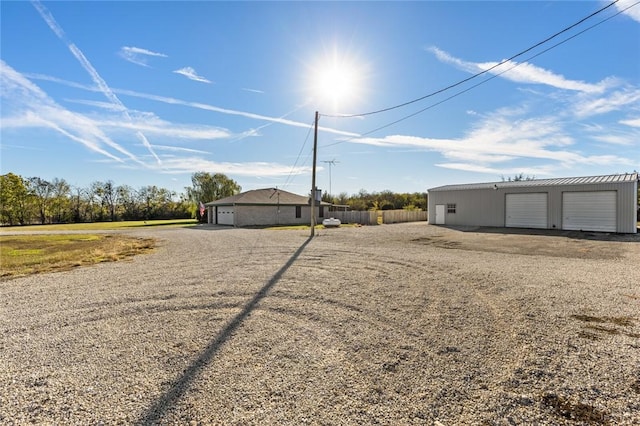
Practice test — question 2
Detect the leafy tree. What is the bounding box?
[186,172,241,203]
[336,192,349,206]
[90,180,119,221]
[117,185,139,220]
[186,172,241,219]
[1,173,33,225]
[49,178,71,223]
[138,185,178,219]
[28,177,52,224]
[70,186,91,223]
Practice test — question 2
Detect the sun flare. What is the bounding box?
[315,65,357,105]
[309,50,366,112]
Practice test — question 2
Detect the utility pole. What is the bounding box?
[310,111,319,237]
[321,159,339,199]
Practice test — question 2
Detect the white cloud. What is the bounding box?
[32,0,161,164]
[149,157,311,177]
[146,145,210,155]
[615,0,640,23]
[26,73,360,138]
[173,67,212,84]
[428,46,606,93]
[96,116,231,140]
[242,88,265,94]
[119,46,167,67]
[573,88,640,118]
[590,133,638,146]
[434,163,560,178]
[620,117,640,127]
[585,120,640,146]
[0,61,140,164]
[3,64,317,180]
[349,107,632,172]
[31,0,65,39]
[65,98,128,112]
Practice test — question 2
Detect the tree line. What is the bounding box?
[324,190,428,212]
[1,170,428,226]
[0,172,245,226]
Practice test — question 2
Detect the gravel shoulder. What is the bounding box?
[1,223,639,425]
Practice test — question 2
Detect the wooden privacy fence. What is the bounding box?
[329,210,378,225]
[382,209,428,224]
[328,210,427,225]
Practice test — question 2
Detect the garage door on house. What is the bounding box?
[562,191,616,232]
[217,206,234,225]
[505,193,548,229]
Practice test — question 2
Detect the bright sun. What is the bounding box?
[315,64,357,106]
[309,50,365,112]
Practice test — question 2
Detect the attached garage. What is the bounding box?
[505,193,547,229]
[428,173,638,234]
[562,191,616,232]
[216,206,235,225]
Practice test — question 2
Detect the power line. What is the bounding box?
[322,0,623,119]
[282,119,316,189]
[322,0,638,148]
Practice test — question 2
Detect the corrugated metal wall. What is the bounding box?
[428,179,637,233]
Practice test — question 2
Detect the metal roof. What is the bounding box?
[428,173,638,192]
[205,188,330,206]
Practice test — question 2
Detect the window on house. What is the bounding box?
[319,206,324,218]
[295,206,301,218]
[447,203,456,214]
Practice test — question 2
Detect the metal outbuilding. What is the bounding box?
[428,173,638,234]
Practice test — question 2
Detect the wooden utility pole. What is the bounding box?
[310,111,319,237]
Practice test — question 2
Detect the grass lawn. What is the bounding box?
[0,233,156,280]
[0,218,198,232]
[1,220,188,279]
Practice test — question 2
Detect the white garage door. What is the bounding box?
[562,191,616,232]
[505,193,548,228]
[217,206,234,225]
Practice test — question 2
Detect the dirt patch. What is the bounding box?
[571,314,635,327]
[571,314,639,340]
[542,393,610,424]
[412,226,639,259]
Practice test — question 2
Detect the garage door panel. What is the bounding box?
[563,191,616,232]
[505,193,547,229]
[217,206,234,225]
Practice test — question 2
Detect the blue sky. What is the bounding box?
[1,1,639,198]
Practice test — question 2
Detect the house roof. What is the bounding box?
[205,188,330,206]
[428,173,638,192]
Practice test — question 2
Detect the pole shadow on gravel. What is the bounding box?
[138,236,314,425]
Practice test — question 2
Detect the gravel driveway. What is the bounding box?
[1,222,639,425]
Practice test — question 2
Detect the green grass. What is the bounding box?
[1,219,198,232]
[0,234,155,280]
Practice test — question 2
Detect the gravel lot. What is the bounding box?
[1,222,639,425]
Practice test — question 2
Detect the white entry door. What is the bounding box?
[435,204,446,224]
